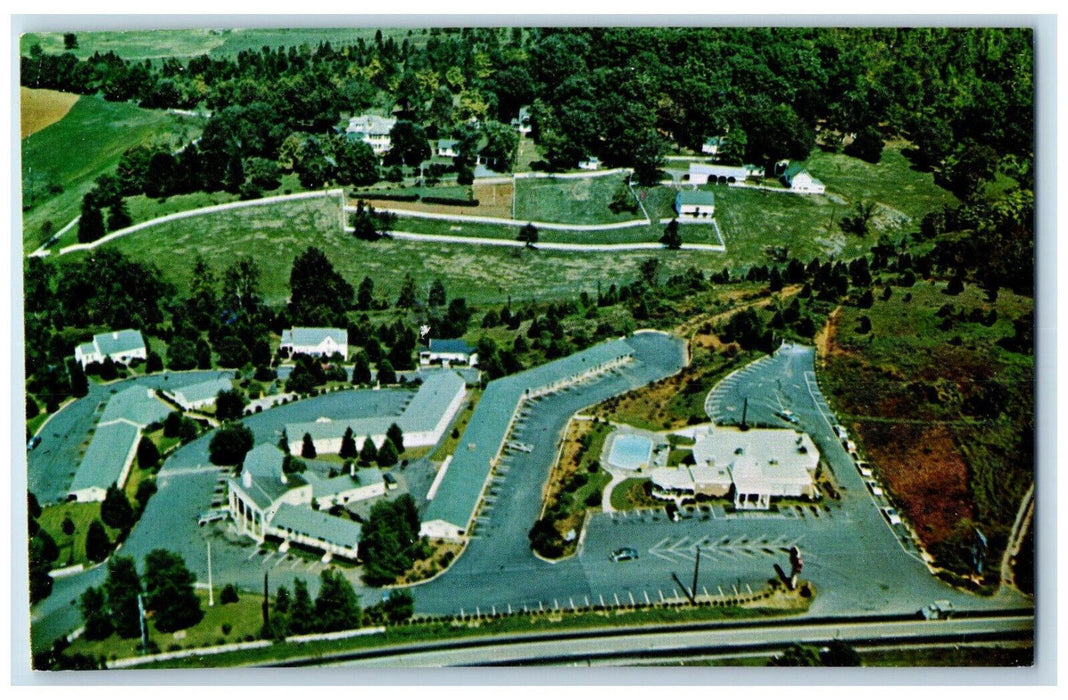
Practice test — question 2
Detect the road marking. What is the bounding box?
[246,549,260,560]
[658,589,664,602]
[614,593,620,606]
[585,595,590,608]
[629,592,635,605]
[569,597,575,610]
[599,594,605,607]
[644,591,650,604]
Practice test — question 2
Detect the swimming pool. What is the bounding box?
[607,433,654,471]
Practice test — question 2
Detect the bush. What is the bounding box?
[220,584,239,604]
[421,196,480,207]
[351,191,419,202]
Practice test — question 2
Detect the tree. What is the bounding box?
[28,536,54,603]
[143,549,203,633]
[332,135,379,187]
[376,439,399,467]
[85,519,111,563]
[386,120,430,167]
[221,583,240,605]
[62,515,76,536]
[77,196,105,244]
[845,126,884,163]
[386,423,404,454]
[145,350,163,373]
[820,640,862,666]
[80,586,113,640]
[382,589,415,624]
[288,578,315,635]
[395,273,417,309]
[106,199,132,231]
[357,276,375,310]
[215,389,247,421]
[313,569,362,632]
[359,436,379,465]
[104,555,143,638]
[208,423,254,465]
[67,359,88,397]
[63,33,78,50]
[360,495,423,585]
[518,223,539,247]
[288,246,354,326]
[660,219,682,250]
[339,427,358,459]
[376,359,396,385]
[302,432,317,459]
[769,644,823,667]
[352,351,372,385]
[428,279,447,307]
[101,484,135,531]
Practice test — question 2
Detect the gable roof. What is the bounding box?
[243,443,287,481]
[783,162,808,178]
[271,503,362,549]
[346,114,396,136]
[100,386,171,427]
[282,327,348,348]
[677,190,716,206]
[428,339,473,355]
[93,329,146,357]
[70,420,140,494]
[174,376,233,405]
[437,139,459,149]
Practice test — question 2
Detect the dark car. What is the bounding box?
[610,547,639,562]
[27,436,41,451]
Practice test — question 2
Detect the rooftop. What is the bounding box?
[677,190,717,206]
[99,386,171,427]
[691,426,819,486]
[70,420,140,494]
[427,338,474,355]
[346,114,396,136]
[271,503,362,550]
[173,376,233,405]
[93,329,146,357]
[281,327,348,348]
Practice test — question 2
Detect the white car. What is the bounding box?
[867,480,884,496]
[883,507,902,525]
[856,460,874,478]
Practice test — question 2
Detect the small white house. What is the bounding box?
[512,106,532,135]
[74,329,147,368]
[578,156,601,171]
[280,328,348,359]
[782,163,826,194]
[346,114,397,155]
[675,190,716,218]
[701,136,726,156]
[419,339,478,367]
[436,139,460,158]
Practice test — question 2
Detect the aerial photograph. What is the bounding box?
[16,19,1040,675]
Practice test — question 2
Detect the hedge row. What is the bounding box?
[351,192,420,202]
[422,196,480,207]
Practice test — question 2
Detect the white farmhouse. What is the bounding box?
[782,163,826,194]
[346,114,397,155]
[675,190,716,218]
[578,156,601,171]
[512,106,532,135]
[435,139,460,158]
[701,136,726,156]
[280,327,348,359]
[74,329,147,368]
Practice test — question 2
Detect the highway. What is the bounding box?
[298,613,1033,667]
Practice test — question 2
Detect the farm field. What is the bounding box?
[21,27,431,61]
[20,87,79,137]
[513,173,641,225]
[818,279,1033,579]
[75,196,725,305]
[21,94,204,250]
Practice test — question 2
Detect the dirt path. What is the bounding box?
[814,306,842,364]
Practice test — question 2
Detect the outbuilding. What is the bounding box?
[675,190,716,218]
[782,163,826,194]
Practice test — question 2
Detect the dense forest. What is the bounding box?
[23,27,1033,192]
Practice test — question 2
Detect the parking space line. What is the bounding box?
[644,591,650,604]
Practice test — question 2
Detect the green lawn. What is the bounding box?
[73,195,726,305]
[514,135,543,173]
[609,478,659,511]
[21,28,430,62]
[37,502,123,569]
[514,174,641,225]
[65,588,266,662]
[21,95,204,250]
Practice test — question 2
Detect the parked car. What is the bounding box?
[776,409,799,424]
[665,503,680,522]
[610,547,639,562]
[27,436,41,451]
[883,507,902,525]
[383,472,398,490]
[921,600,955,620]
[855,460,873,478]
[198,510,227,526]
[867,480,884,496]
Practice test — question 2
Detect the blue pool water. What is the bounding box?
[608,433,653,470]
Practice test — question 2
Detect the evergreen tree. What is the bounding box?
[144,549,204,633]
[106,199,133,231]
[357,276,375,310]
[288,578,314,635]
[85,519,110,563]
[104,555,142,638]
[660,218,682,250]
[101,484,135,531]
[339,427,358,459]
[137,437,160,470]
[77,195,105,243]
[301,432,317,459]
[386,423,404,454]
[428,279,447,307]
[376,439,399,467]
[359,436,378,465]
[518,223,539,247]
[376,359,396,385]
[313,569,362,632]
[352,351,372,385]
[80,586,114,640]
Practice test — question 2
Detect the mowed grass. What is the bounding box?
[21,94,204,250]
[37,502,123,569]
[514,174,642,225]
[21,27,430,61]
[65,196,727,305]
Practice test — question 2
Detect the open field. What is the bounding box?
[391,215,716,246]
[819,279,1034,577]
[21,27,432,61]
[514,173,638,225]
[21,94,204,250]
[80,196,728,305]
[20,87,79,137]
[37,502,123,569]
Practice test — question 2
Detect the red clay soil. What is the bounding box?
[853,420,973,546]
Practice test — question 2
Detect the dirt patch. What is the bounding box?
[814,306,842,363]
[854,421,972,547]
[361,180,514,219]
[21,87,79,138]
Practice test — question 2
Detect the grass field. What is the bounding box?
[37,502,123,569]
[514,174,641,225]
[20,87,79,138]
[21,27,432,61]
[21,94,204,250]
[83,196,729,305]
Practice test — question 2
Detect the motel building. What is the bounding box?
[228,444,385,561]
[649,425,820,510]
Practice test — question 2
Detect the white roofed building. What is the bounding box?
[74,329,147,368]
[280,327,348,359]
[346,114,397,155]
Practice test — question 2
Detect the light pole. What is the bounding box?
[207,540,214,607]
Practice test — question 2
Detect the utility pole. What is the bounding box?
[207,540,214,607]
[691,546,701,604]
